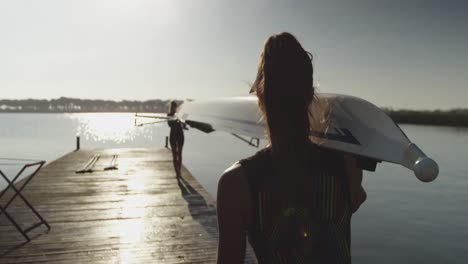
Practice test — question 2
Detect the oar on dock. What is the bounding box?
[104,155,118,170]
[75,154,100,174]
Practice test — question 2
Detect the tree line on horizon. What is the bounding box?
[385,108,468,127]
[0,97,467,127]
[0,97,173,113]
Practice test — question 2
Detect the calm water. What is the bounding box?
[0,113,467,263]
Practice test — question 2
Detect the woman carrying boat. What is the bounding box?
[168,101,185,179]
[216,32,367,263]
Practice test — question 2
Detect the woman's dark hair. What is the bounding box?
[168,100,178,116]
[252,32,315,184]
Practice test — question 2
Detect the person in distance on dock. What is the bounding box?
[216,32,367,263]
[168,101,185,179]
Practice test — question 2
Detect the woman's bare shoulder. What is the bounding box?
[218,161,247,192]
[217,161,251,224]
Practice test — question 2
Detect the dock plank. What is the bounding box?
[0,148,256,263]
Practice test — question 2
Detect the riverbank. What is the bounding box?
[387,109,468,127]
[2,98,467,127]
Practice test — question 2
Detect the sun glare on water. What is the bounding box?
[68,113,158,144]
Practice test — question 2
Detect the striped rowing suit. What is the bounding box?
[239,146,352,264]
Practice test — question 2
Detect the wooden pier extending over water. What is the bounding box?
[0,148,255,263]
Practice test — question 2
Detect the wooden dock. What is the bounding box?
[0,148,256,263]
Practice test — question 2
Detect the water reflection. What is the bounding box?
[69,113,157,144]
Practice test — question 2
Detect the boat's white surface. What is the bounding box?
[177,94,438,182]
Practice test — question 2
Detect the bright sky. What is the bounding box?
[0,0,466,109]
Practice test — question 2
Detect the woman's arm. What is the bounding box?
[216,163,249,264]
[344,155,367,213]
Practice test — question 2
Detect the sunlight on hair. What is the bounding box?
[309,95,332,146]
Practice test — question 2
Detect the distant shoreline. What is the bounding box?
[1,111,467,128]
[0,111,159,114]
[386,109,468,127]
[1,97,467,127]
[0,97,178,114]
